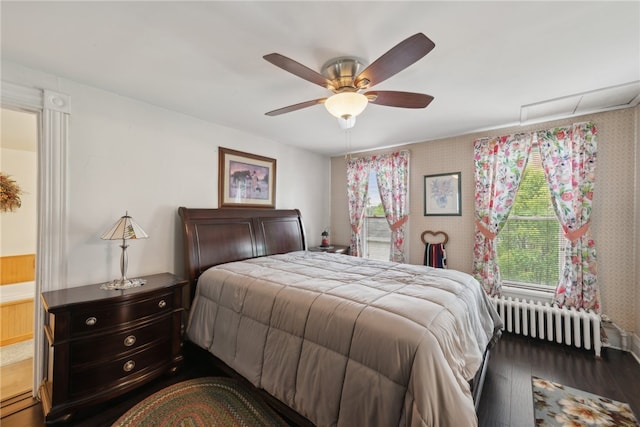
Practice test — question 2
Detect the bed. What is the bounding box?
[178,207,502,427]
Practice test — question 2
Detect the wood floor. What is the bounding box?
[477,333,640,426]
[1,333,639,426]
[1,357,32,398]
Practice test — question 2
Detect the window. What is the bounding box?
[364,170,391,261]
[496,145,562,289]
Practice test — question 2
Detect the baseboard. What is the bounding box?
[605,323,640,365]
[631,332,640,365]
[0,391,39,419]
[602,320,625,350]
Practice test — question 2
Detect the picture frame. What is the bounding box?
[424,172,461,216]
[218,147,276,208]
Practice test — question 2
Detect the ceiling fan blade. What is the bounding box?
[365,91,434,108]
[355,33,435,89]
[264,53,333,89]
[265,98,327,116]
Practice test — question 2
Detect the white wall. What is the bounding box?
[2,61,331,287]
[0,147,37,255]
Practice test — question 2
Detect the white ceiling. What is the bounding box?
[1,1,639,156]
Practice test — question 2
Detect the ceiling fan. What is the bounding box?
[264,33,435,129]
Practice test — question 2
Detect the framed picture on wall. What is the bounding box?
[423,172,461,216]
[218,147,276,208]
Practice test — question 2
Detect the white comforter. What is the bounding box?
[187,251,502,427]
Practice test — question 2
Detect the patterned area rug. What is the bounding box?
[112,377,290,427]
[533,376,639,426]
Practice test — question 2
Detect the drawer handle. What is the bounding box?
[85,317,97,326]
[123,360,135,372]
[124,335,136,347]
[158,300,167,308]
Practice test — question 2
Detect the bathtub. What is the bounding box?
[1,281,35,303]
[0,281,35,346]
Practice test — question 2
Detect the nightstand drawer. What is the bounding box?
[70,315,173,366]
[40,272,187,423]
[68,339,171,397]
[70,291,174,336]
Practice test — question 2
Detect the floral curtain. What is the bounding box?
[473,133,532,296]
[537,122,599,311]
[346,156,370,257]
[374,151,410,262]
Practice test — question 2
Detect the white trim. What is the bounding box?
[1,81,69,397]
[39,105,69,293]
[631,333,640,365]
[43,90,70,114]
[1,81,43,110]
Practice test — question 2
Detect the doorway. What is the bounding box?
[0,82,70,411]
[0,108,38,400]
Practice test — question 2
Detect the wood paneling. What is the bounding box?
[0,299,34,346]
[0,254,35,285]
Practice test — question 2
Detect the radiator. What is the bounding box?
[491,296,601,357]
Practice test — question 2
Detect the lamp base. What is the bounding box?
[100,277,147,290]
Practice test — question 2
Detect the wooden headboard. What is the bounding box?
[178,207,307,292]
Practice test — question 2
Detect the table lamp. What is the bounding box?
[100,211,148,290]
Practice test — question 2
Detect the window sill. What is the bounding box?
[501,285,554,304]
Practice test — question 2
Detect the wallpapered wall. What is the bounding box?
[331,106,639,334]
[635,108,640,344]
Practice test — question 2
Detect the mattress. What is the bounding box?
[187,251,502,426]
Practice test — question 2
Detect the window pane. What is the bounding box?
[365,170,390,261]
[497,146,561,288]
[510,149,555,217]
[497,218,561,286]
[365,217,391,260]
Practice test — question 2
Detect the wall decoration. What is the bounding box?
[0,172,23,212]
[424,172,461,216]
[218,147,276,208]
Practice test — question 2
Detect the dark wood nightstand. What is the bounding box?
[308,244,350,255]
[39,272,187,424]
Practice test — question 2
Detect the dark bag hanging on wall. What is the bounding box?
[421,231,448,268]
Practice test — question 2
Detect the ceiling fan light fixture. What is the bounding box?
[324,92,368,119]
[337,115,356,130]
[264,33,435,120]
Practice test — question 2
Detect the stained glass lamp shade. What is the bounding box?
[100,211,148,290]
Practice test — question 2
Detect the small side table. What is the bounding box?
[309,244,350,255]
[40,272,187,424]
